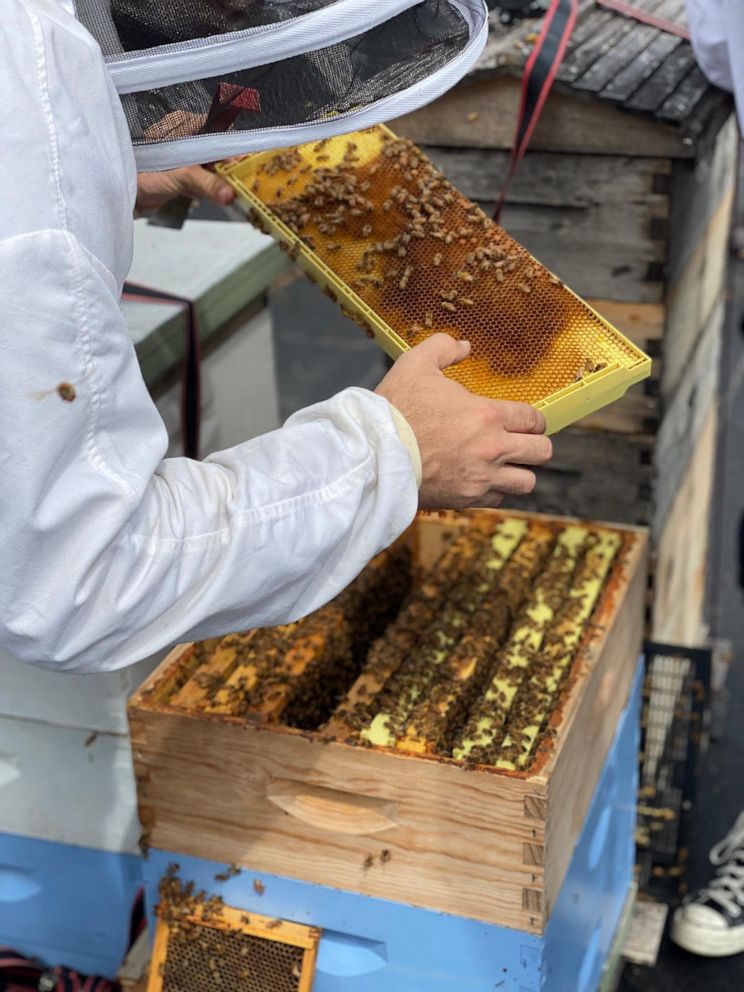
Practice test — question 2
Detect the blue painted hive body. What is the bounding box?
[142,662,641,992]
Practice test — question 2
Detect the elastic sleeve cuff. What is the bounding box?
[388,403,422,489]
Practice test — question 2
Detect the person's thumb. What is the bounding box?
[179,166,235,205]
[200,170,235,206]
[411,333,471,371]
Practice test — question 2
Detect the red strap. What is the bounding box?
[595,0,691,41]
[122,282,202,460]
[204,82,261,133]
[495,0,579,222]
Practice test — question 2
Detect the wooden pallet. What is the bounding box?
[129,509,647,934]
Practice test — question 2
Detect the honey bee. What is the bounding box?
[253,879,266,896]
[214,864,241,882]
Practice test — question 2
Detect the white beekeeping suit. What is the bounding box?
[687,0,744,126]
[0,0,487,672]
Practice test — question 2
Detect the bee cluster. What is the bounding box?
[167,517,623,773]
[240,130,622,401]
[170,542,413,730]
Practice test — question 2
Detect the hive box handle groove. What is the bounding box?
[266,779,398,835]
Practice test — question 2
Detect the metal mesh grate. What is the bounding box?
[220,127,650,429]
[163,922,305,992]
[637,641,711,899]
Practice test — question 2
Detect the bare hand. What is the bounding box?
[376,334,552,510]
[135,165,235,213]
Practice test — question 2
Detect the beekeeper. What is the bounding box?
[0,0,552,673]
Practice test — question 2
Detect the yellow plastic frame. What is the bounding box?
[217,127,651,434]
[148,902,320,992]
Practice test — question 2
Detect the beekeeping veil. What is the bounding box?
[73,0,488,171]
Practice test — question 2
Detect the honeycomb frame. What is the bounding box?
[148,900,320,992]
[161,514,628,774]
[217,126,652,434]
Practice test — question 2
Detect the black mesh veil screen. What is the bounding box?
[78,0,341,57]
[73,0,486,168]
[115,2,472,142]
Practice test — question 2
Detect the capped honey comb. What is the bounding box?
[166,514,626,773]
[217,127,651,433]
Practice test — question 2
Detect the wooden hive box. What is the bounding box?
[396,0,734,645]
[129,510,647,936]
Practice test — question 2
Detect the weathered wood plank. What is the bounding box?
[664,187,735,398]
[657,64,711,122]
[627,44,696,113]
[505,428,654,526]
[585,298,665,346]
[420,144,668,301]
[654,300,723,534]
[423,146,671,207]
[572,0,679,97]
[577,384,659,434]
[397,76,692,159]
[495,199,665,303]
[667,115,737,285]
[601,31,681,103]
[558,6,646,84]
[652,407,717,645]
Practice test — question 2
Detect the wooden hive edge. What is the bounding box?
[541,529,648,921]
[132,705,548,932]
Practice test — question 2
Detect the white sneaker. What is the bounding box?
[671,811,744,957]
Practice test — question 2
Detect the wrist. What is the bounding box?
[388,403,422,489]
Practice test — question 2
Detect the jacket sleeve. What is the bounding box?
[0,229,419,672]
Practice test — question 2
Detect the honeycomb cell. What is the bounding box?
[163,924,305,992]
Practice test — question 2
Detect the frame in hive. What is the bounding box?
[216,127,652,434]
[129,510,648,934]
[148,876,320,992]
